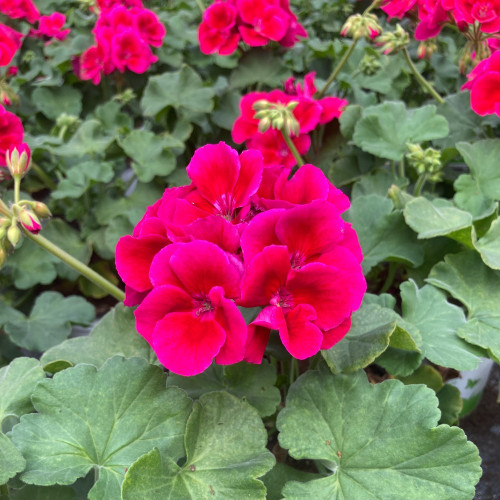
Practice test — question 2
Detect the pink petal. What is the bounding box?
[239,245,290,307]
[470,71,500,115]
[321,317,351,350]
[286,262,353,330]
[241,209,284,264]
[115,234,169,292]
[184,215,241,253]
[275,201,345,264]
[134,285,194,344]
[244,325,271,363]
[274,164,330,204]
[210,288,248,365]
[169,240,241,298]
[186,142,239,207]
[149,243,186,289]
[280,304,323,359]
[318,96,348,123]
[232,149,264,207]
[239,25,269,46]
[153,313,226,376]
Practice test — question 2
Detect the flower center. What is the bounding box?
[473,2,496,21]
[270,288,294,310]
[194,296,214,316]
[290,251,305,269]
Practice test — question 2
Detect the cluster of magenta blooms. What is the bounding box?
[77,0,166,84]
[381,0,500,116]
[115,142,366,376]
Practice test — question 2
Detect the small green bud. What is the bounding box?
[253,100,271,111]
[7,222,21,247]
[32,202,52,219]
[258,116,272,133]
[376,24,409,55]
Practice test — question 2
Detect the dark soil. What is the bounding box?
[460,363,500,499]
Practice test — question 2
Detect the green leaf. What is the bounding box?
[229,49,289,89]
[32,87,82,120]
[118,130,181,182]
[8,484,80,500]
[277,371,481,500]
[166,361,280,417]
[11,357,192,500]
[121,392,275,499]
[339,105,362,140]
[52,161,114,200]
[398,364,444,392]
[41,304,156,370]
[345,194,424,273]
[376,347,424,377]
[52,120,115,156]
[473,217,500,270]
[0,357,45,424]
[261,463,317,500]
[352,102,449,161]
[4,292,95,352]
[0,432,26,484]
[436,385,463,426]
[454,140,500,216]
[427,251,500,363]
[141,65,215,116]
[400,281,483,371]
[403,197,473,242]
[352,169,406,199]
[321,303,397,373]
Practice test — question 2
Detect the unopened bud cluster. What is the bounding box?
[360,53,382,75]
[376,25,409,55]
[253,100,300,137]
[406,143,442,182]
[6,144,31,179]
[341,13,382,41]
[417,39,438,60]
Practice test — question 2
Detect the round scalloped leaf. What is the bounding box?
[321,303,397,373]
[121,392,275,499]
[427,250,500,363]
[0,357,45,423]
[10,356,192,500]
[0,432,25,484]
[40,304,156,371]
[277,371,481,500]
[166,361,281,417]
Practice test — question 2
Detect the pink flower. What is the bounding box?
[97,0,143,10]
[381,0,418,18]
[79,42,110,84]
[455,0,500,32]
[111,29,156,73]
[0,24,23,67]
[134,9,166,47]
[182,142,263,222]
[30,13,70,41]
[5,142,31,176]
[134,241,247,376]
[237,0,290,46]
[0,104,23,167]
[19,209,41,234]
[277,0,307,47]
[463,51,500,116]
[198,1,240,55]
[0,0,39,23]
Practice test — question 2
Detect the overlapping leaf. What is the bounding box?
[277,371,481,500]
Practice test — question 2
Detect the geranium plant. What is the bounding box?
[0,0,498,498]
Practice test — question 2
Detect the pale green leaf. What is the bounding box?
[0,432,26,484]
[345,194,424,273]
[166,361,280,417]
[141,65,214,116]
[473,217,500,270]
[11,357,192,500]
[427,251,500,362]
[352,102,449,161]
[32,87,82,120]
[4,292,95,352]
[278,371,481,500]
[41,304,156,370]
[121,392,275,499]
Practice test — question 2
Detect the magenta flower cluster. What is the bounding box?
[198,0,307,56]
[232,72,348,168]
[78,0,166,84]
[115,142,365,376]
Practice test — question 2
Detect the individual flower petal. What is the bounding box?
[321,317,351,350]
[244,324,271,363]
[152,312,226,376]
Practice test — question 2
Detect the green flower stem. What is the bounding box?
[402,48,444,104]
[317,40,358,99]
[380,262,398,294]
[14,177,21,204]
[31,162,57,191]
[23,230,125,302]
[399,158,405,178]
[281,130,305,167]
[413,173,427,196]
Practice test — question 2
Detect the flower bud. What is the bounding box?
[341,13,382,41]
[5,143,31,179]
[7,221,21,247]
[258,116,272,133]
[376,24,409,55]
[32,201,52,219]
[252,99,271,111]
[406,143,442,179]
[0,245,6,268]
[18,208,41,234]
[417,39,438,60]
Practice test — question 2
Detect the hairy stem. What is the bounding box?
[281,130,305,167]
[413,173,427,196]
[402,48,444,104]
[23,231,125,302]
[31,162,57,191]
